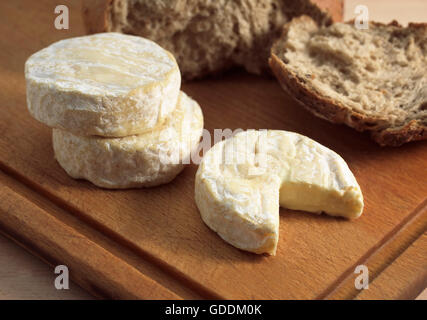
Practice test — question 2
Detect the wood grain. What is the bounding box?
[0,0,426,299]
[326,200,427,299]
[416,288,427,300]
[0,167,209,299]
[355,234,427,300]
[0,180,180,299]
[0,233,92,300]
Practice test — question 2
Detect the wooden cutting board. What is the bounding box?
[0,0,426,299]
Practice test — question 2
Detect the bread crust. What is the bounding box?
[82,0,343,80]
[269,18,427,147]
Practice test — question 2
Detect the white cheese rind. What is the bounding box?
[53,92,203,189]
[26,33,181,137]
[195,130,364,255]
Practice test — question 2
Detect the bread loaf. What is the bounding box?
[83,0,343,80]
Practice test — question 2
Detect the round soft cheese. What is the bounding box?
[26,32,181,137]
[195,130,364,255]
[53,92,203,189]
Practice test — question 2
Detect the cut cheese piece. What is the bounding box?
[26,32,180,137]
[53,91,203,189]
[195,130,363,255]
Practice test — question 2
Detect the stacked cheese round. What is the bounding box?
[25,33,203,188]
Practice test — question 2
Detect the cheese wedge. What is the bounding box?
[195,130,363,255]
[53,92,203,189]
[26,33,180,137]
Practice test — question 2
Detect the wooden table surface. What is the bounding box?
[0,0,426,300]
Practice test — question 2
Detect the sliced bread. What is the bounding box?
[270,16,427,146]
[83,0,343,80]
